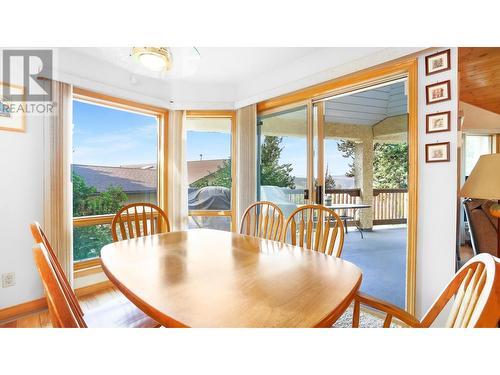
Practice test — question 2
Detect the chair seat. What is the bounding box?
[84,299,160,328]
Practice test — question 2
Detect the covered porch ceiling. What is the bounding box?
[260,80,409,143]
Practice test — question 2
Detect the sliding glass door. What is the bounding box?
[257,75,415,311]
[314,79,410,308]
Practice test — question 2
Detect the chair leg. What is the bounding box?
[357,224,364,239]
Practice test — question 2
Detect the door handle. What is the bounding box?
[304,189,309,200]
[315,185,323,205]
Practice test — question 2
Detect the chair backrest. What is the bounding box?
[111,202,171,242]
[420,253,500,328]
[282,205,345,257]
[30,222,84,318]
[32,243,86,328]
[240,201,284,241]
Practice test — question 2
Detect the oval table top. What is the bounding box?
[101,229,362,328]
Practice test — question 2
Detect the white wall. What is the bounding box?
[0,58,45,308]
[416,48,458,321]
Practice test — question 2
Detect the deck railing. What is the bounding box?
[282,187,408,226]
[372,188,408,225]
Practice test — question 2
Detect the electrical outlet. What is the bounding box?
[2,272,16,288]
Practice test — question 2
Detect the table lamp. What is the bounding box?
[459,153,500,257]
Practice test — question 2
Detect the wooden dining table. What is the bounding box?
[100,229,362,328]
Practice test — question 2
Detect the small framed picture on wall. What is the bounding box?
[426,80,451,104]
[426,111,451,133]
[0,82,26,133]
[425,49,451,75]
[425,142,450,163]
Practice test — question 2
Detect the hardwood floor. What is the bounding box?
[0,286,124,328]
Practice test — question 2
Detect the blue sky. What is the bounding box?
[73,100,351,177]
[73,100,158,166]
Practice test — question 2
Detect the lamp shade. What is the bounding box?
[459,154,500,199]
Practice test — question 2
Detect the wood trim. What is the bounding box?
[306,101,314,204]
[73,87,167,116]
[406,58,418,316]
[158,111,169,219]
[73,214,114,228]
[257,58,419,112]
[186,110,235,118]
[0,280,113,323]
[74,257,101,271]
[0,297,47,322]
[496,134,500,153]
[74,265,103,279]
[316,102,325,201]
[230,111,237,231]
[74,280,113,297]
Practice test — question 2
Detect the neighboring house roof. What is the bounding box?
[187,159,226,184]
[72,164,157,194]
[72,159,227,194]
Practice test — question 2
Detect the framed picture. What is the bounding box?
[426,80,451,105]
[426,111,451,133]
[425,49,451,76]
[425,142,450,163]
[0,82,26,133]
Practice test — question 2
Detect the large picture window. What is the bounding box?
[72,91,165,265]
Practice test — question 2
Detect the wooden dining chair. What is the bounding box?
[111,202,170,242]
[282,204,345,257]
[352,253,500,328]
[240,201,284,241]
[30,222,160,328]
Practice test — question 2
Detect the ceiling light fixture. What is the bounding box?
[131,47,172,72]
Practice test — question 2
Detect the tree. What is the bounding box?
[190,136,295,190]
[324,164,336,189]
[190,159,232,189]
[260,136,295,189]
[373,143,408,189]
[335,141,408,189]
[72,173,127,216]
[337,140,356,177]
[72,172,128,261]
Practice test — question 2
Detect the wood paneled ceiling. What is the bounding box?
[459,47,500,114]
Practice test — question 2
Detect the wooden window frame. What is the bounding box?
[185,110,237,231]
[72,88,169,273]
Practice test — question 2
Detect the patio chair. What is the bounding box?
[282,204,345,257]
[351,253,500,328]
[240,201,284,241]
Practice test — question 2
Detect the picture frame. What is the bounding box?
[425,142,450,163]
[426,80,451,105]
[426,111,451,133]
[425,49,451,76]
[0,82,26,133]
